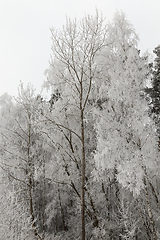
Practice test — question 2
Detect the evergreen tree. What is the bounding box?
[145,45,160,136]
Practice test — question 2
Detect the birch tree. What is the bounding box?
[93,10,159,193]
[43,11,109,240]
[0,84,47,239]
[93,12,160,238]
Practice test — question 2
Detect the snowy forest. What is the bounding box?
[0,11,160,240]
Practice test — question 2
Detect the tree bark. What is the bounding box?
[81,109,85,240]
[143,176,157,240]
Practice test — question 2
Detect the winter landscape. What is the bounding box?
[0,1,160,239]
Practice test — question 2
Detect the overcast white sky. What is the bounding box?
[0,0,160,97]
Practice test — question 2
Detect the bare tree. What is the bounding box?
[44,11,108,240]
[0,84,45,239]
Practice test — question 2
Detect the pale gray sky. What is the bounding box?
[0,0,159,97]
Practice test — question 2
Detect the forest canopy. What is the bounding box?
[0,11,160,240]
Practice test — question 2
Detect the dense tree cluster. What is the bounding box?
[145,45,160,139]
[0,11,160,240]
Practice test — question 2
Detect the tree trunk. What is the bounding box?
[81,110,85,240]
[143,176,157,240]
[58,185,67,231]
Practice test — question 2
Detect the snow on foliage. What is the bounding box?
[93,11,160,195]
